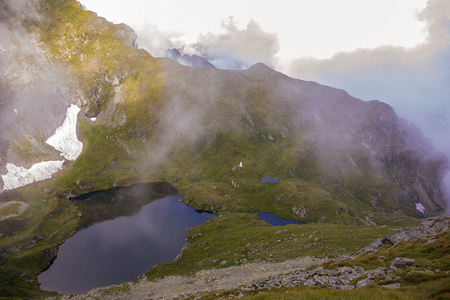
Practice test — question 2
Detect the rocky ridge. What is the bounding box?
[165,48,216,69]
[358,215,450,254]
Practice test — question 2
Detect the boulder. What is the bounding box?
[359,216,450,254]
[389,257,415,270]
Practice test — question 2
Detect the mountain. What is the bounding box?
[1,0,446,219]
[165,48,216,69]
[0,0,448,297]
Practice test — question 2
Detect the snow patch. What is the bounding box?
[0,104,83,191]
[46,104,83,161]
[2,161,64,190]
[13,108,17,115]
[415,203,425,213]
[90,117,96,121]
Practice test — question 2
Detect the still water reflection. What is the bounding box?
[38,185,215,294]
[254,212,305,226]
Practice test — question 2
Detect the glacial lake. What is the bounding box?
[38,183,215,294]
[253,212,305,226]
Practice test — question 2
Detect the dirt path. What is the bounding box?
[58,256,325,300]
[0,201,29,220]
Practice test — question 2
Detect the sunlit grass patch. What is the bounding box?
[0,202,23,220]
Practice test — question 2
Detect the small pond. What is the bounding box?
[38,183,215,294]
[253,212,305,226]
[261,176,279,183]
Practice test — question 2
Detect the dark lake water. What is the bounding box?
[38,183,215,294]
[254,212,305,226]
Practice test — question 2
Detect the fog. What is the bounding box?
[2,0,448,211]
[0,0,72,188]
[135,17,279,70]
[282,0,450,212]
[137,0,450,212]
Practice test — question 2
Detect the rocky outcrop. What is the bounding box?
[114,23,138,49]
[165,48,216,69]
[0,0,74,185]
[359,216,450,254]
[243,260,417,292]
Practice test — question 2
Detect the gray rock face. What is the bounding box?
[359,216,450,254]
[0,2,72,177]
[389,257,416,270]
[165,48,216,69]
[114,23,138,49]
[229,218,449,294]
[240,257,416,292]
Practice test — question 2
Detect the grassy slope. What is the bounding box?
[33,0,429,226]
[147,213,396,280]
[238,279,450,300]
[0,1,158,297]
[0,184,79,298]
[325,231,450,272]
[0,0,443,298]
[227,231,450,300]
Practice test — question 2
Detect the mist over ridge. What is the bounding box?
[0,0,447,218]
[125,0,450,211]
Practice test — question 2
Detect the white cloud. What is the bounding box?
[79,0,428,59]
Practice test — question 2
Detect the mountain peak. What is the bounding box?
[165,48,216,69]
[248,62,274,72]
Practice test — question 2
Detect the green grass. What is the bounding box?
[30,0,430,228]
[230,277,450,300]
[196,231,450,300]
[0,202,22,219]
[0,184,79,297]
[147,213,395,280]
[324,231,450,272]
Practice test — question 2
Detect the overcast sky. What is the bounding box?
[79,0,450,207]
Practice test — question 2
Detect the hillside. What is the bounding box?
[0,0,448,298]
